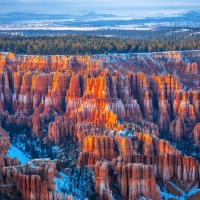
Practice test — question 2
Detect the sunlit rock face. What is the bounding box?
[79,135,116,166]
[1,51,200,199]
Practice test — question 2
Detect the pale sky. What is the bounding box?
[0,0,199,13]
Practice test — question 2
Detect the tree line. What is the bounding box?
[0,34,199,55]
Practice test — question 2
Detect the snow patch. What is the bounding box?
[8,145,30,165]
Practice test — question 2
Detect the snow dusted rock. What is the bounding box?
[1,51,200,199]
[0,157,76,200]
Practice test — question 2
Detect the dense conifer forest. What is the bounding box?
[0,28,200,55]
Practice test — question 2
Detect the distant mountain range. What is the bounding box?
[0,10,200,30]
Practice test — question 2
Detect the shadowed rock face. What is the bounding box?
[0,157,74,200]
[1,51,200,199]
[95,161,160,200]
[0,126,74,200]
[0,126,10,154]
[192,123,200,146]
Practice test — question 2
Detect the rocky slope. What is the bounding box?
[0,51,200,199]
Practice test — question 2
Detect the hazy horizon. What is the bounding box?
[0,0,200,14]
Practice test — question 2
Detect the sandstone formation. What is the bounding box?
[95,161,160,200]
[1,52,198,142]
[0,126,10,154]
[79,135,116,166]
[0,51,200,199]
[192,123,200,145]
[0,157,74,200]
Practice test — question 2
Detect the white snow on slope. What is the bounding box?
[160,191,185,200]
[54,172,68,194]
[8,145,30,165]
[169,181,186,196]
[54,172,82,199]
[161,183,200,200]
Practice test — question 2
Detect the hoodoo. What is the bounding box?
[0,51,200,199]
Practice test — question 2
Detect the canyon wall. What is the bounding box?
[0,51,200,199]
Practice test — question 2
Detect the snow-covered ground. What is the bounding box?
[161,183,200,200]
[54,172,69,194]
[8,145,30,165]
[54,169,95,200]
[117,130,133,137]
[54,171,84,200]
